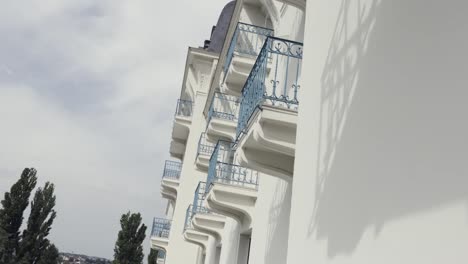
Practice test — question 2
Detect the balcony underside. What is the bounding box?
[223,55,273,95]
[161,188,177,202]
[205,183,257,231]
[206,118,237,142]
[222,56,256,95]
[169,139,187,160]
[192,213,226,243]
[150,236,169,252]
[196,153,210,170]
[236,105,297,179]
[170,117,191,159]
[161,178,179,202]
[183,229,211,253]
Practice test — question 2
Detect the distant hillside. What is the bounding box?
[59,252,111,264]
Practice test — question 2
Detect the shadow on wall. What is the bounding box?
[265,179,292,264]
[308,0,468,258]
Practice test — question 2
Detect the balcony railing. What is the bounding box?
[209,162,259,190]
[184,204,213,232]
[184,205,195,231]
[175,99,193,118]
[193,182,206,209]
[206,141,258,192]
[206,141,234,191]
[157,251,166,259]
[224,22,274,77]
[207,92,240,125]
[197,133,216,157]
[162,160,182,180]
[152,218,172,238]
[236,37,303,138]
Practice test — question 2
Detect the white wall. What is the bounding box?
[165,54,216,264]
[249,175,292,264]
[288,0,468,263]
[166,91,209,264]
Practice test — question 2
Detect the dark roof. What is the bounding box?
[206,1,236,54]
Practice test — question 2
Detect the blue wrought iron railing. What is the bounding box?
[197,133,216,157]
[193,182,206,209]
[157,250,166,259]
[184,204,213,232]
[236,36,303,138]
[175,99,193,118]
[205,140,258,192]
[162,160,182,180]
[207,92,240,125]
[184,205,194,231]
[223,22,274,78]
[151,218,172,238]
[212,162,259,189]
[206,141,234,193]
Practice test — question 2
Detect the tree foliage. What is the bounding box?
[16,182,57,263]
[36,240,59,264]
[0,168,37,263]
[147,248,159,264]
[0,168,59,264]
[113,212,147,264]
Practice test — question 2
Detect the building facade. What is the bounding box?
[151,0,468,263]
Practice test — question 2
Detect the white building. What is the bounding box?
[151,0,468,263]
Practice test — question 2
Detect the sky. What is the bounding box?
[0,0,230,259]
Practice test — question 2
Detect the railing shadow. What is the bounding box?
[308,0,468,258]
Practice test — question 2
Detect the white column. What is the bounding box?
[219,218,240,264]
[204,237,217,264]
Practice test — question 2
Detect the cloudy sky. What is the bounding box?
[0,0,229,259]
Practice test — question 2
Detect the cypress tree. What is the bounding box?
[16,182,57,263]
[0,168,37,263]
[147,248,159,264]
[113,212,147,264]
[36,240,59,264]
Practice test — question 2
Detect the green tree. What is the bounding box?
[113,212,147,264]
[16,182,57,263]
[0,168,37,263]
[36,240,59,264]
[147,248,159,264]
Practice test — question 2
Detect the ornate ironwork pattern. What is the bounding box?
[236,36,303,138]
[175,99,193,117]
[215,162,259,189]
[207,92,240,125]
[223,22,274,77]
[197,133,216,157]
[162,160,182,180]
[152,218,172,238]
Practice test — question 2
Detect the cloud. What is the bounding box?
[0,0,229,259]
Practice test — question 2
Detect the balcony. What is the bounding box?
[206,92,240,141]
[156,251,166,264]
[160,160,181,203]
[150,218,172,252]
[184,183,226,242]
[195,133,216,170]
[183,204,212,252]
[170,99,193,160]
[235,36,303,178]
[222,22,274,94]
[204,142,258,227]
